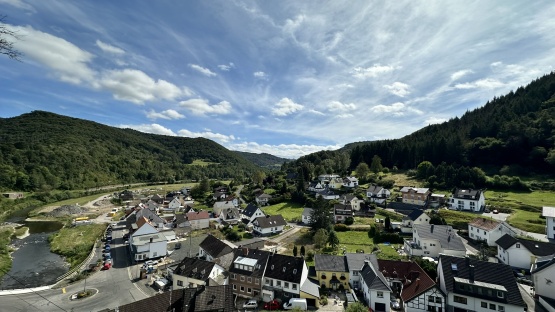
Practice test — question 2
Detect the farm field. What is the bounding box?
[262,202,304,222]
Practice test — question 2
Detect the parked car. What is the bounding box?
[174,242,181,250]
[103,253,112,260]
[102,262,111,270]
[391,300,401,310]
[264,300,280,310]
[243,300,258,309]
[104,245,111,251]
[493,209,499,214]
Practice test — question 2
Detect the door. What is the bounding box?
[374,302,386,312]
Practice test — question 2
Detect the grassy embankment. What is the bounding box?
[48,223,106,269]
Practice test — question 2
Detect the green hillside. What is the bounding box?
[0,111,260,191]
[234,151,291,168]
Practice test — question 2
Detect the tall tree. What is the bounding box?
[309,196,333,232]
[328,230,339,250]
[355,162,369,180]
[370,155,383,174]
[252,171,266,186]
[293,245,298,257]
[313,229,328,249]
[0,16,22,60]
[384,216,391,231]
[300,245,305,257]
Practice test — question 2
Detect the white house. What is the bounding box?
[171,257,227,289]
[318,174,340,182]
[531,256,555,311]
[185,211,210,230]
[252,215,287,236]
[308,181,325,192]
[339,194,362,211]
[343,177,359,188]
[542,206,555,240]
[366,185,391,205]
[404,224,466,258]
[448,189,486,212]
[167,197,182,210]
[198,235,234,262]
[401,210,430,234]
[496,234,555,271]
[378,259,445,312]
[345,253,375,290]
[241,203,265,225]
[315,188,339,200]
[255,193,272,206]
[437,255,527,312]
[213,200,237,217]
[468,218,510,247]
[302,208,313,225]
[328,178,344,189]
[262,254,308,302]
[360,261,392,312]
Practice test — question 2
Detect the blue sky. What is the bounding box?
[1,1,555,158]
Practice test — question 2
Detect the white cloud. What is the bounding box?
[189,64,217,77]
[272,97,303,116]
[352,64,399,78]
[146,109,185,120]
[371,102,423,116]
[424,117,447,125]
[0,0,35,12]
[383,82,410,97]
[218,62,235,71]
[99,69,187,104]
[308,109,325,115]
[253,71,267,79]
[227,141,342,159]
[454,78,504,90]
[119,123,176,136]
[95,40,125,54]
[327,101,356,112]
[178,129,236,143]
[337,114,354,118]
[10,25,96,84]
[451,69,473,81]
[179,98,232,115]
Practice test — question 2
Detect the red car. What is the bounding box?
[264,300,280,310]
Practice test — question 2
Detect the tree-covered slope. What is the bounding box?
[0,111,260,191]
[234,151,291,168]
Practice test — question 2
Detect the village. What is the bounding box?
[91,173,555,312]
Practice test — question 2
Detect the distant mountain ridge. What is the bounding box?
[0,111,265,191]
[234,151,291,168]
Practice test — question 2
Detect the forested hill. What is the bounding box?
[291,72,555,178]
[234,151,291,168]
[0,111,261,191]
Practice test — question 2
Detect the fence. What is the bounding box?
[52,239,99,288]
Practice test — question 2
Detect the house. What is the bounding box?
[146,199,160,213]
[186,211,210,230]
[129,231,168,261]
[359,260,392,312]
[448,189,486,212]
[126,206,167,230]
[328,177,344,189]
[334,203,353,224]
[117,285,235,312]
[315,188,340,200]
[118,190,134,201]
[170,257,227,289]
[429,193,446,208]
[339,194,362,211]
[151,194,164,204]
[343,176,359,188]
[173,214,191,236]
[314,254,350,290]
[214,186,228,193]
[229,248,271,300]
[404,224,466,258]
[401,210,430,234]
[252,215,287,236]
[543,206,555,240]
[307,181,325,192]
[262,253,309,303]
[366,185,391,205]
[212,192,227,201]
[345,253,375,290]
[400,187,431,206]
[468,218,510,247]
[302,208,313,225]
[180,186,191,195]
[318,174,340,182]
[241,203,266,224]
[255,193,272,206]
[378,259,445,312]
[219,208,241,224]
[213,199,237,217]
[198,235,234,262]
[167,197,182,210]
[496,234,555,271]
[531,255,555,311]
[437,255,527,312]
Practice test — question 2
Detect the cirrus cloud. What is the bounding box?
[189,64,217,77]
[272,97,304,116]
[352,64,400,79]
[454,78,504,90]
[95,40,125,54]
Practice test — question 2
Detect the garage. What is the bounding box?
[375,302,386,312]
[305,298,316,307]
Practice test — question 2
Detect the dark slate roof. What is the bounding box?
[340,194,357,202]
[413,224,466,251]
[314,254,348,272]
[366,185,384,194]
[302,207,313,217]
[360,262,391,292]
[532,256,555,273]
[345,253,376,272]
[174,257,216,281]
[229,248,271,278]
[118,285,235,312]
[317,188,337,196]
[496,234,555,257]
[406,209,425,221]
[439,255,526,308]
[378,259,436,302]
[257,193,272,199]
[242,203,261,218]
[253,215,287,228]
[452,188,483,200]
[136,207,165,225]
[199,235,233,259]
[264,253,305,283]
[308,181,321,187]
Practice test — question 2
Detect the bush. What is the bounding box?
[225,230,241,241]
[334,224,349,232]
[306,250,314,261]
[320,295,328,306]
[344,217,354,225]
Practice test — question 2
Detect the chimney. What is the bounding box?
[243,247,249,256]
[430,224,434,232]
[469,265,475,284]
[150,237,153,243]
[415,278,420,288]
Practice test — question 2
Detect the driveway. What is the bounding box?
[481,211,510,221]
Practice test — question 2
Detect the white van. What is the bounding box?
[283,298,307,310]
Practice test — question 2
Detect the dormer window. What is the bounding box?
[497,291,504,298]
[283,267,286,272]
[271,265,274,270]
[516,243,520,248]
[293,269,297,274]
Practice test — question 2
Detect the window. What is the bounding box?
[453,296,467,304]
[248,277,252,283]
[497,291,504,298]
[255,278,259,285]
[240,276,245,281]
[428,296,434,302]
[292,284,297,290]
[481,302,487,308]
[247,288,252,293]
[489,303,495,310]
[498,306,505,312]
[377,291,384,298]
[353,271,359,276]
[177,280,183,287]
[516,243,520,248]
[233,284,237,290]
[435,297,442,303]
[428,306,437,312]
[231,273,236,280]
[277,281,281,287]
[285,282,289,288]
[265,279,269,285]
[240,286,245,292]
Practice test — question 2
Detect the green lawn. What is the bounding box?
[49,223,106,268]
[486,190,555,208]
[336,231,374,253]
[262,202,304,222]
[437,209,480,230]
[507,209,545,234]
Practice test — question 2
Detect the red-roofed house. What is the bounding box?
[186,210,210,230]
[468,218,515,247]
